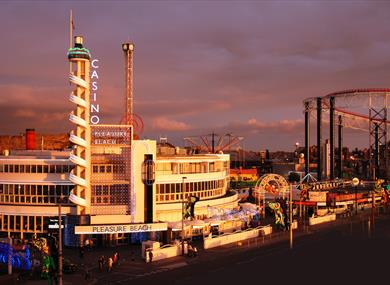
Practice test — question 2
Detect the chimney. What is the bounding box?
[26,129,36,150]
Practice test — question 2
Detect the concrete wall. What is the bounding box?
[309,213,336,225]
[132,140,156,223]
[203,225,272,249]
[145,242,188,262]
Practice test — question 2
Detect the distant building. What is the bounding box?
[271,162,295,178]
[230,167,258,182]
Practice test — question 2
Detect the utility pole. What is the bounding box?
[371,190,375,231]
[317,97,322,181]
[304,101,310,176]
[262,188,266,219]
[181,177,187,255]
[7,237,12,275]
[289,184,293,249]
[352,177,359,215]
[211,132,215,153]
[58,194,63,285]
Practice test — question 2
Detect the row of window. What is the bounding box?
[0,164,73,174]
[91,184,130,205]
[0,214,47,233]
[0,184,72,205]
[156,188,224,203]
[0,195,69,205]
[92,164,127,174]
[156,161,229,175]
[156,179,225,194]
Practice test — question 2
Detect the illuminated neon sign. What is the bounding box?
[91,59,100,124]
[91,126,131,146]
[0,242,31,270]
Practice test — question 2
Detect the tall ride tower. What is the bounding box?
[122,42,135,126]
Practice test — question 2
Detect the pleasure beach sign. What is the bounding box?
[74,223,167,234]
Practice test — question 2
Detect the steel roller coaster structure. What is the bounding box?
[303,88,390,181]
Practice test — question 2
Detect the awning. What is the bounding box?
[191,220,207,229]
[293,201,317,206]
[204,218,224,226]
[168,221,192,231]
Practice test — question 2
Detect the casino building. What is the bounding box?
[0,36,239,246]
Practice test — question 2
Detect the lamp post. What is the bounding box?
[295,142,299,161]
[7,237,12,275]
[262,189,266,219]
[181,177,187,256]
[289,184,293,249]
[58,194,64,285]
[352,177,359,215]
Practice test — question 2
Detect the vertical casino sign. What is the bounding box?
[90,59,100,124]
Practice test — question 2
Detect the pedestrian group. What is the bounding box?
[98,251,121,273]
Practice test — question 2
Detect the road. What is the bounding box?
[8,209,390,285]
[126,213,390,285]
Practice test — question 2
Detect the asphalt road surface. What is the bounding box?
[127,214,390,285]
[7,210,390,285]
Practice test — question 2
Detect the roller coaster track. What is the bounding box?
[304,88,390,130]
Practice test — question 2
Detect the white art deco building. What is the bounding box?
[0,36,239,246]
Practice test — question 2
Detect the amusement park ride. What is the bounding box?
[304,89,390,180]
[184,132,243,154]
[251,89,390,230]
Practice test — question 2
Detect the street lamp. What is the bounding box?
[181,177,187,256]
[289,183,293,249]
[295,142,299,159]
[352,177,359,215]
[58,194,65,285]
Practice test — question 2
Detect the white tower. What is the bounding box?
[67,36,91,216]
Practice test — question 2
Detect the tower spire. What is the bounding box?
[69,10,74,73]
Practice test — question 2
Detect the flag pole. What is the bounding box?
[69,10,73,74]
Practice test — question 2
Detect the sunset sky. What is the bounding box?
[1,1,390,151]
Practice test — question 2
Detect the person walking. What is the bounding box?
[148,250,153,263]
[116,252,121,266]
[98,255,104,272]
[113,252,117,265]
[79,245,85,259]
[84,266,91,281]
[85,239,91,251]
[187,244,194,258]
[107,257,113,272]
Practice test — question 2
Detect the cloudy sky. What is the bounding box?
[1,1,390,151]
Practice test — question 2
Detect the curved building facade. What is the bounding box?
[0,145,239,245]
[0,150,75,240]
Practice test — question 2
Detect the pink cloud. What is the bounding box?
[14,109,36,118]
[244,118,304,133]
[151,117,192,131]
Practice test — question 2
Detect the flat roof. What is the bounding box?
[1,149,71,159]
